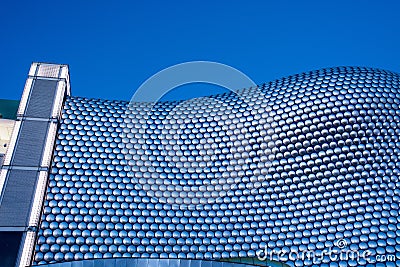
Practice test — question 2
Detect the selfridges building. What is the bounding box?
[0,63,399,267]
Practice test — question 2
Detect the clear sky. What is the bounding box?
[1,1,400,102]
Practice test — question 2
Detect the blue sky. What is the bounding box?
[1,1,400,101]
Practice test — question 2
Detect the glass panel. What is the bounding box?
[0,231,22,267]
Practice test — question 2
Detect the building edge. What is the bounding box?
[0,63,71,267]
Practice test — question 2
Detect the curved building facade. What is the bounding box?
[0,64,399,267]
